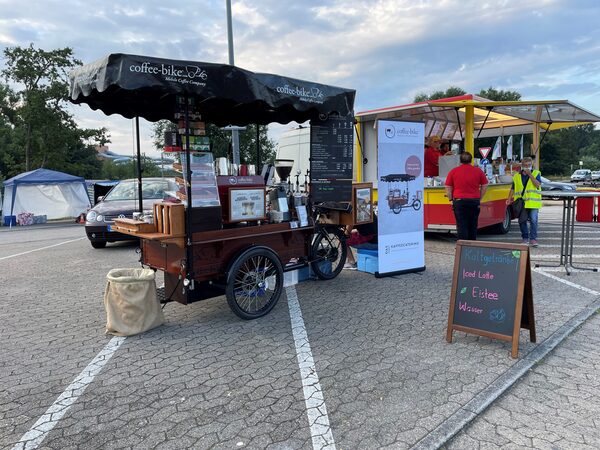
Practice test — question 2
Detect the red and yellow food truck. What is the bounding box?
[355,94,600,233]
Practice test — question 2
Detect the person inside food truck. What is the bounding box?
[440,141,451,155]
[424,135,442,177]
[343,214,378,270]
[492,157,506,175]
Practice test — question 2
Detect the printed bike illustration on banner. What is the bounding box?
[380,173,423,214]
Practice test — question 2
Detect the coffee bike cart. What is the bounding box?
[379,173,422,214]
[69,54,356,319]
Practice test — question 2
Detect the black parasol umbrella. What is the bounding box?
[69,53,355,126]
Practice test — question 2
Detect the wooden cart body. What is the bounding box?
[140,223,314,304]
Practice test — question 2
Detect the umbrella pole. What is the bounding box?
[184,96,194,285]
[256,124,261,168]
[135,117,143,213]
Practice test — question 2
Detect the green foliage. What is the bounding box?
[0,44,108,179]
[2,44,81,92]
[540,124,600,175]
[413,86,522,102]
[100,157,163,180]
[580,156,600,171]
[151,121,276,166]
[414,86,466,102]
[239,124,276,165]
[151,120,177,151]
[478,87,521,101]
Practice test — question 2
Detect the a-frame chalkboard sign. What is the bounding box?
[446,241,536,358]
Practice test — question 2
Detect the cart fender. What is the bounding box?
[225,245,280,283]
[323,226,347,242]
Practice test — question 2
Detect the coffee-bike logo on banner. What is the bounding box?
[129,61,208,87]
[383,123,422,140]
[276,84,325,104]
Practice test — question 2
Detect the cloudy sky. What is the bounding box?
[1,0,599,157]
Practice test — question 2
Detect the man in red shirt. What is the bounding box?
[424,135,442,177]
[444,152,489,240]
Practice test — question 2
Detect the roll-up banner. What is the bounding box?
[377,121,426,276]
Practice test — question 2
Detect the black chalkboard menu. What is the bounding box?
[446,241,536,358]
[310,116,354,202]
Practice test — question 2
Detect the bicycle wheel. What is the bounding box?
[310,227,347,280]
[226,247,283,319]
[412,199,422,211]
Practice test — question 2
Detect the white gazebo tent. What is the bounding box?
[2,168,91,220]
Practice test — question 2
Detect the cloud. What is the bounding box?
[1,0,599,158]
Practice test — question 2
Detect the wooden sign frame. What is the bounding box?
[228,187,266,223]
[353,183,374,225]
[446,240,536,358]
[339,182,374,226]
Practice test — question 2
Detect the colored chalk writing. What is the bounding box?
[446,241,536,359]
[453,245,520,335]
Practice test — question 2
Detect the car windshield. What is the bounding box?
[574,170,588,175]
[104,180,172,201]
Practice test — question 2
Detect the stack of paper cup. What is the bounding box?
[216,157,229,175]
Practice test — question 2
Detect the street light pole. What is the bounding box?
[226,0,241,165]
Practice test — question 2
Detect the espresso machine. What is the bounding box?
[268,159,294,222]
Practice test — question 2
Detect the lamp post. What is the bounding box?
[226,0,240,165]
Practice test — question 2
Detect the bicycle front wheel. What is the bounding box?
[310,227,347,280]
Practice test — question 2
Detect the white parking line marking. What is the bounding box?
[286,286,336,450]
[0,237,85,261]
[534,268,600,296]
[11,336,126,450]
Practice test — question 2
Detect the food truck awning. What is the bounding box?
[69,54,356,126]
[356,94,600,139]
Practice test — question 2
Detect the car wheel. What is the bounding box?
[90,240,107,249]
[491,208,511,235]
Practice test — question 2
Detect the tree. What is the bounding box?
[100,157,163,180]
[0,83,19,181]
[414,86,466,102]
[3,44,81,171]
[239,124,276,165]
[478,87,521,101]
[540,124,599,175]
[1,44,107,179]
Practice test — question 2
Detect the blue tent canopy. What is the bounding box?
[3,168,85,186]
[3,168,89,218]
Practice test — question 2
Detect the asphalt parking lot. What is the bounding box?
[2,205,600,449]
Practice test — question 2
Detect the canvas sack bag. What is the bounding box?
[104,268,164,336]
[511,198,529,224]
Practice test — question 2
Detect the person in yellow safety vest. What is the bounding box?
[506,157,542,247]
